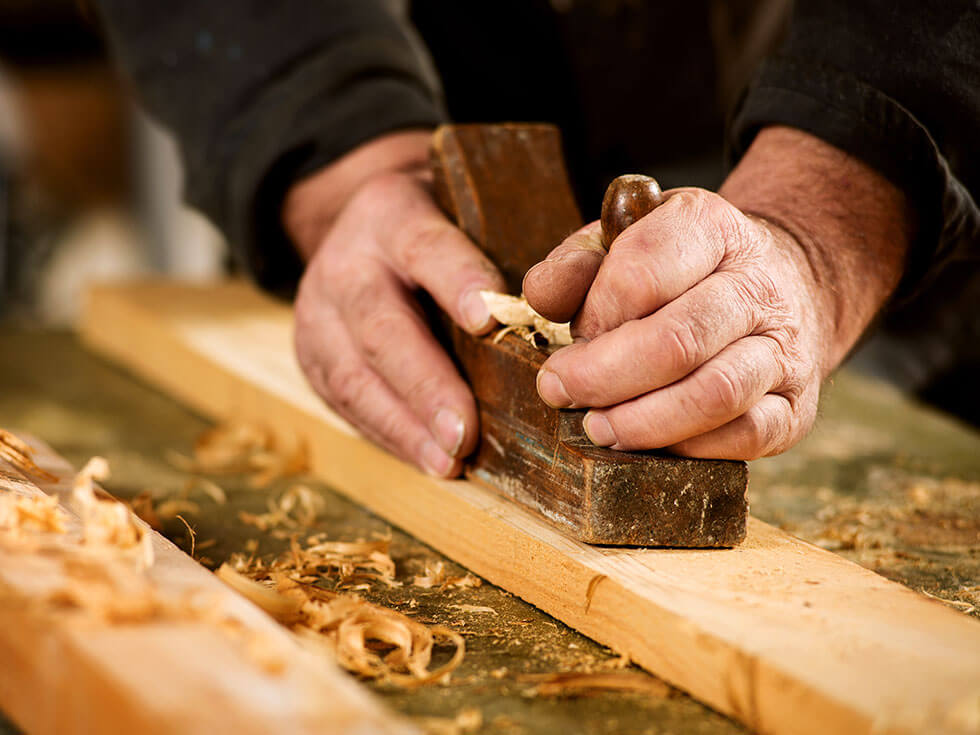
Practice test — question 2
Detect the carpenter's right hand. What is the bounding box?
[286,133,505,477]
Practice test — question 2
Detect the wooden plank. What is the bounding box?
[0,432,415,735]
[80,280,980,735]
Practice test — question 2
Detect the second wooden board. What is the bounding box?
[81,281,980,735]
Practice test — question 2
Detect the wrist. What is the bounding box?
[282,129,434,260]
[720,125,916,374]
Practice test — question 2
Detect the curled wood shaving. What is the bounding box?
[413,561,482,591]
[0,430,56,481]
[238,484,325,532]
[518,671,672,698]
[167,421,308,487]
[218,562,464,687]
[72,457,154,569]
[480,291,572,347]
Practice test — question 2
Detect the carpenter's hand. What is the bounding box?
[523,188,832,460]
[287,135,504,477]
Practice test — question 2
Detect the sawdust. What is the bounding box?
[480,291,572,347]
[166,421,308,487]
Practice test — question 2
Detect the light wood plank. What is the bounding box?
[0,433,415,735]
[80,280,980,735]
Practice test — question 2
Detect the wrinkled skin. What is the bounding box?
[524,188,827,460]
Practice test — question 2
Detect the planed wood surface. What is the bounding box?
[0,434,415,735]
[81,281,980,735]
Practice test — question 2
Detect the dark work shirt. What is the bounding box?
[94,1,979,301]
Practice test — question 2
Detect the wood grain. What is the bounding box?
[80,281,980,735]
[0,433,415,735]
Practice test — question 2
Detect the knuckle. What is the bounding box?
[358,307,417,366]
[324,364,373,414]
[697,363,745,418]
[405,372,449,406]
[662,317,704,375]
[740,406,776,459]
[705,196,746,249]
[394,218,450,274]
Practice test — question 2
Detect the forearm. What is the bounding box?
[720,125,916,375]
[282,130,434,260]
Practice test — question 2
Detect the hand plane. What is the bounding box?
[430,124,748,547]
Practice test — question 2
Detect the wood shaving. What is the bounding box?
[217,562,464,687]
[0,429,57,482]
[451,604,497,615]
[166,421,308,487]
[126,491,162,530]
[413,561,482,591]
[72,457,154,569]
[156,498,201,519]
[0,492,68,538]
[518,671,672,698]
[920,588,977,615]
[414,707,482,735]
[238,484,325,531]
[480,291,572,347]
[191,477,227,504]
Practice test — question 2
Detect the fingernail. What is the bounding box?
[584,412,616,447]
[433,408,465,457]
[421,440,453,477]
[537,369,573,408]
[460,289,492,332]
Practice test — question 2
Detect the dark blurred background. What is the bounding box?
[0,0,226,325]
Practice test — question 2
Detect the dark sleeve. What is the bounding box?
[728,1,980,298]
[95,1,446,294]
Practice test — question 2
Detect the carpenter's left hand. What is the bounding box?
[522,188,832,460]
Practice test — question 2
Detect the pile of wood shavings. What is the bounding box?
[166,421,308,487]
[480,291,572,347]
[219,536,465,686]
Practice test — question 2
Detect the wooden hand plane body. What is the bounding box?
[431,124,747,547]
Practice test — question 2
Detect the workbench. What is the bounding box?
[1,328,977,734]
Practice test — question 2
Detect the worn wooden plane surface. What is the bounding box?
[430,124,747,547]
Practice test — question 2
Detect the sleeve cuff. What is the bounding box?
[184,36,446,296]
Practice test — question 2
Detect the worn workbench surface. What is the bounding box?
[2,329,978,734]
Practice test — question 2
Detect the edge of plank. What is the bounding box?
[80,281,980,735]
[0,432,415,735]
